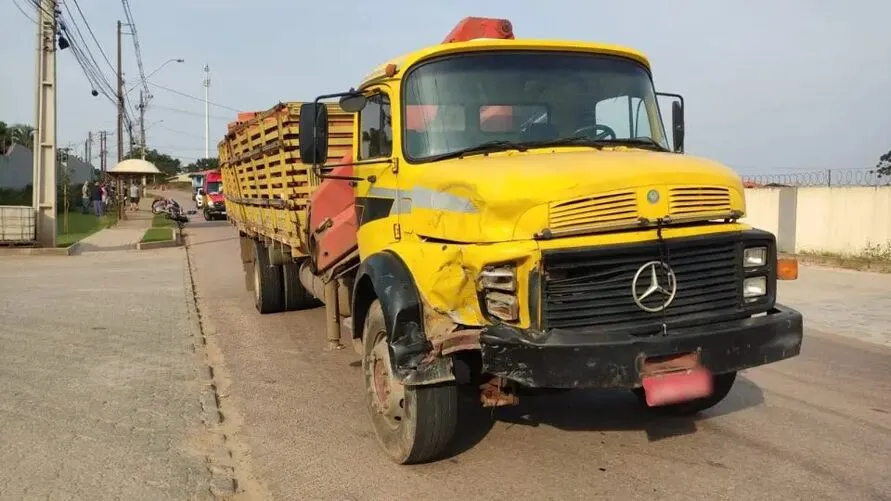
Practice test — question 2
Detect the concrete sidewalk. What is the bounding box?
[0,242,234,499]
[76,199,156,253]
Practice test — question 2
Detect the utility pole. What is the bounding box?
[138,90,146,159]
[116,20,124,163]
[203,63,210,159]
[85,131,92,177]
[99,131,107,174]
[32,0,58,247]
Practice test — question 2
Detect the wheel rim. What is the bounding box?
[366,331,406,430]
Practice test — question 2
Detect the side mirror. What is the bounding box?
[339,93,367,113]
[299,102,329,165]
[671,100,685,153]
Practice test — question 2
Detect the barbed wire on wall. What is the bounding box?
[741,168,890,187]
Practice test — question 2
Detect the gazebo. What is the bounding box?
[107,159,162,219]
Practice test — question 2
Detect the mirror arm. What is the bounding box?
[656,92,684,109]
[313,158,392,182]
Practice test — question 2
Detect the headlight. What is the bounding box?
[479,265,518,321]
[743,246,767,267]
[485,292,519,322]
[743,276,767,299]
[479,265,516,292]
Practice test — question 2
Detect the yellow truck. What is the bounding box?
[220,16,804,464]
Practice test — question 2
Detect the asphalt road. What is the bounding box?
[0,247,234,500]
[185,217,891,501]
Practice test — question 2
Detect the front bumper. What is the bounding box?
[206,204,227,215]
[479,304,803,389]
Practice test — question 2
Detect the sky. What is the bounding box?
[1,0,889,175]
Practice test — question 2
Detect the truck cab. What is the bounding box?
[201,170,227,220]
[271,17,803,465]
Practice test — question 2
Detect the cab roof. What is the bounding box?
[358,38,652,89]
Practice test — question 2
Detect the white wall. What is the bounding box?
[743,186,891,255]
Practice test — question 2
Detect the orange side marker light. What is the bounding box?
[777,257,798,280]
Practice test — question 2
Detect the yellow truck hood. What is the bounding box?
[405,148,747,243]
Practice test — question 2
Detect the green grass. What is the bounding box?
[151,212,173,228]
[141,227,173,243]
[56,211,118,248]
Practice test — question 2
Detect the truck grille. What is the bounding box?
[541,238,743,334]
[669,186,731,217]
[548,191,639,233]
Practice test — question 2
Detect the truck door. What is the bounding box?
[352,87,399,257]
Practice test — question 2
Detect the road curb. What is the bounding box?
[136,228,184,250]
[781,252,891,274]
[0,242,81,256]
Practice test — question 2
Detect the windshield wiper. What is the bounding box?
[587,137,670,152]
[425,140,530,162]
[524,136,669,152]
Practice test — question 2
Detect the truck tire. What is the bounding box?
[281,262,318,311]
[632,371,737,416]
[253,241,285,314]
[362,299,457,464]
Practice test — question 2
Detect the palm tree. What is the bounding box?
[10,124,34,150]
[0,122,35,154]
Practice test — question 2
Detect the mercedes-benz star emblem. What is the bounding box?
[631,260,678,312]
[646,189,660,204]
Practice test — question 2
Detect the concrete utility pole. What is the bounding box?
[138,90,146,159]
[84,131,92,176]
[99,131,107,174]
[32,0,58,248]
[116,20,124,163]
[203,63,210,159]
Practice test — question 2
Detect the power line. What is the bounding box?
[150,104,232,121]
[156,124,206,140]
[70,0,115,73]
[120,0,149,97]
[59,3,116,97]
[12,0,36,23]
[147,81,241,112]
[25,0,52,18]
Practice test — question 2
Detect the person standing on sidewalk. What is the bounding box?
[129,181,141,212]
[100,182,108,215]
[81,181,90,215]
[90,181,103,216]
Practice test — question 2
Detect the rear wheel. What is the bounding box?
[362,300,457,464]
[633,371,737,416]
[281,262,320,311]
[252,241,285,314]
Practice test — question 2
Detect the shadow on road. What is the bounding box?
[184,235,238,247]
[445,374,764,459]
[184,220,231,230]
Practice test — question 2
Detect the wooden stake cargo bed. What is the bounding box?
[219,102,355,256]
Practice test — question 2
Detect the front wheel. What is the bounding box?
[632,371,737,416]
[362,300,457,464]
[151,200,165,214]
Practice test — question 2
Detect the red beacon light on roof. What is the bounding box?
[442,16,515,44]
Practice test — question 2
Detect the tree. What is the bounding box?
[183,157,219,173]
[124,148,181,177]
[0,121,34,154]
[875,150,891,178]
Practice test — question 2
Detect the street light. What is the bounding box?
[126,58,184,96]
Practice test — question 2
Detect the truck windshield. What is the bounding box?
[206,181,222,194]
[402,51,669,161]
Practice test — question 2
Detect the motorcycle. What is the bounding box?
[151,198,190,229]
